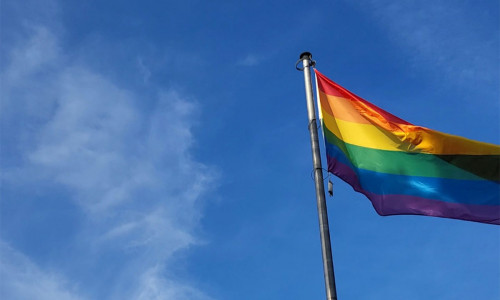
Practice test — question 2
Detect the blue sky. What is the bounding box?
[1,0,499,299]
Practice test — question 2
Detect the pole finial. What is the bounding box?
[296,52,316,71]
[300,51,312,60]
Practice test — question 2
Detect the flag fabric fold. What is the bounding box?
[315,69,500,225]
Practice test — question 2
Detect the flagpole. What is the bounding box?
[298,52,338,300]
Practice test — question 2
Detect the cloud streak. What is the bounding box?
[351,0,499,87]
[1,4,216,299]
[236,54,260,67]
[0,243,83,300]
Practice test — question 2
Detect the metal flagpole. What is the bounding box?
[297,52,338,300]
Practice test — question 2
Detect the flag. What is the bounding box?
[315,69,500,225]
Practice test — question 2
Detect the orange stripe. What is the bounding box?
[318,90,370,124]
[320,101,500,155]
[396,126,500,155]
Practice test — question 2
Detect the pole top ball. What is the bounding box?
[299,52,312,60]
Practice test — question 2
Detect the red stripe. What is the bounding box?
[315,69,412,126]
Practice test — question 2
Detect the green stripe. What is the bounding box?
[435,154,499,182]
[323,125,500,181]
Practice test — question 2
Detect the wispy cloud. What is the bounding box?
[137,57,152,83]
[236,54,261,66]
[1,3,217,299]
[0,243,83,300]
[351,0,499,87]
[132,267,213,300]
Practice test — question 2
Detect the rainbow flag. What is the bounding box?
[315,69,500,225]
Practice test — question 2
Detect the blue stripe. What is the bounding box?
[325,142,500,206]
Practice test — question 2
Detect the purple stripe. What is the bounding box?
[327,155,500,225]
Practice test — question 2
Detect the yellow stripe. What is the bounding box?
[322,108,500,155]
[322,108,410,152]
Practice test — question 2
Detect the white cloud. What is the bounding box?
[0,243,83,300]
[133,267,213,300]
[351,0,498,86]
[137,57,152,83]
[1,7,217,300]
[3,26,60,83]
[236,54,260,66]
